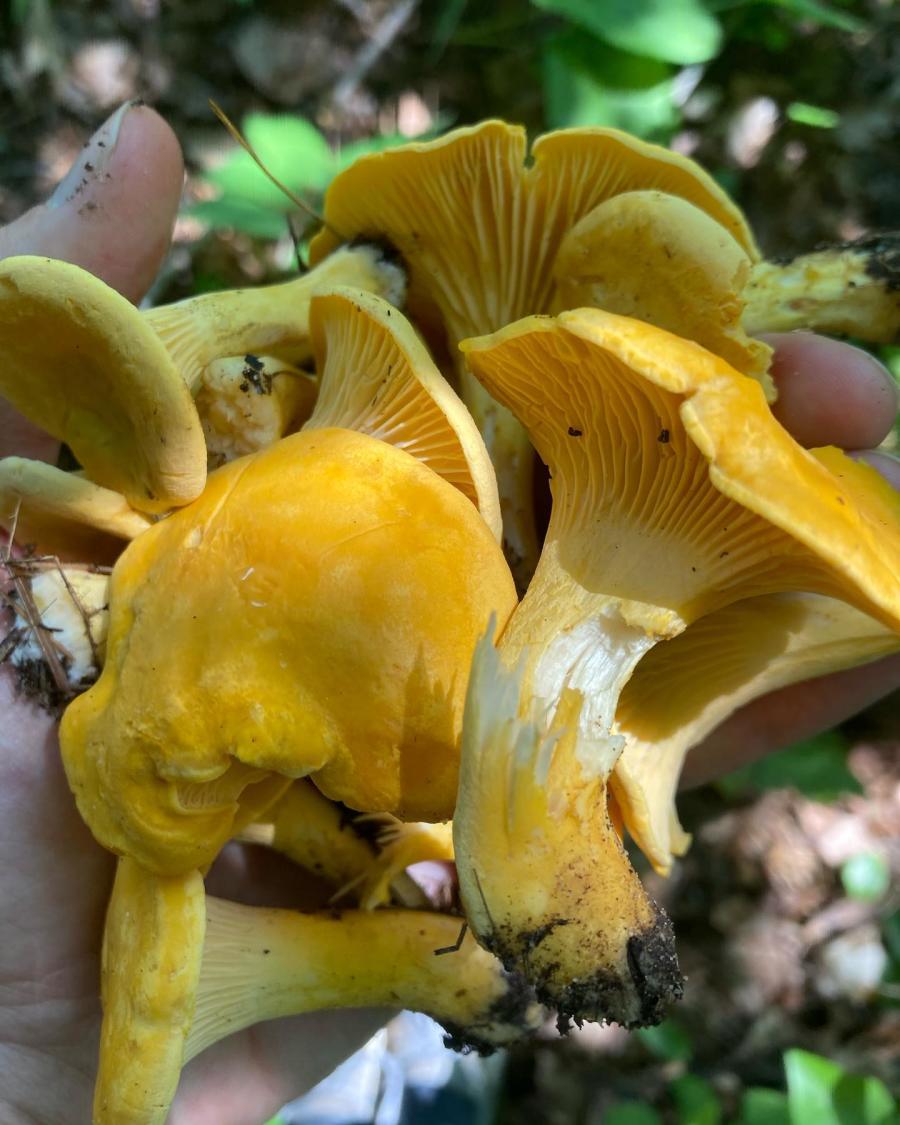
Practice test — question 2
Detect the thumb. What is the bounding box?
[0,102,184,461]
[0,101,184,302]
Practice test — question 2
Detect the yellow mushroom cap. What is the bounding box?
[464,310,900,637]
[551,190,773,390]
[60,427,517,876]
[309,120,756,581]
[0,457,151,561]
[307,287,502,539]
[0,257,206,513]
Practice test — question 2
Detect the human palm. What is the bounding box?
[0,103,897,1125]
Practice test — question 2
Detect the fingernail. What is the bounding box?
[47,99,144,208]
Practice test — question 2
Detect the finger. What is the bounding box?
[0,101,183,303]
[683,450,900,788]
[762,332,898,450]
[172,1008,391,1125]
[680,651,900,788]
[0,102,184,463]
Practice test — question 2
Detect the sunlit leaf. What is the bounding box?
[532,0,723,64]
[543,34,677,136]
[785,1049,897,1125]
[786,101,840,128]
[208,114,334,207]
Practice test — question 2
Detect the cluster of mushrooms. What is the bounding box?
[1,119,899,1124]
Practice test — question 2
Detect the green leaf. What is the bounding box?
[785,1048,897,1125]
[605,1104,664,1125]
[636,1018,694,1061]
[543,35,677,136]
[786,101,840,129]
[532,0,723,64]
[717,731,862,803]
[738,1087,791,1125]
[841,852,891,903]
[208,114,334,207]
[186,198,292,240]
[671,1074,722,1125]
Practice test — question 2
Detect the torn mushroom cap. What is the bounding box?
[309,119,756,582]
[60,425,517,877]
[0,257,206,514]
[615,592,900,875]
[454,632,683,1028]
[196,355,317,469]
[0,458,150,562]
[94,858,543,1124]
[455,310,900,1023]
[306,287,502,539]
[551,190,774,392]
[145,243,408,396]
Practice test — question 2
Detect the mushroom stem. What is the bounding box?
[94,859,542,1124]
[145,244,407,394]
[187,898,540,1064]
[455,634,682,1028]
[743,234,900,341]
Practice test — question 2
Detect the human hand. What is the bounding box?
[0,101,896,1125]
[0,102,385,1125]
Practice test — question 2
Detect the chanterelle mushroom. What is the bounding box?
[0,458,150,562]
[145,243,408,395]
[550,192,899,378]
[309,119,753,582]
[0,256,207,513]
[453,308,900,1027]
[93,859,542,1124]
[60,290,515,875]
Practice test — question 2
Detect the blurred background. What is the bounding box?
[1,1,899,1121]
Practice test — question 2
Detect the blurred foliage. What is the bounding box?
[603,1048,898,1125]
[841,851,891,903]
[193,0,877,239]
[716,731,863,803]
[192,113,439,239]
